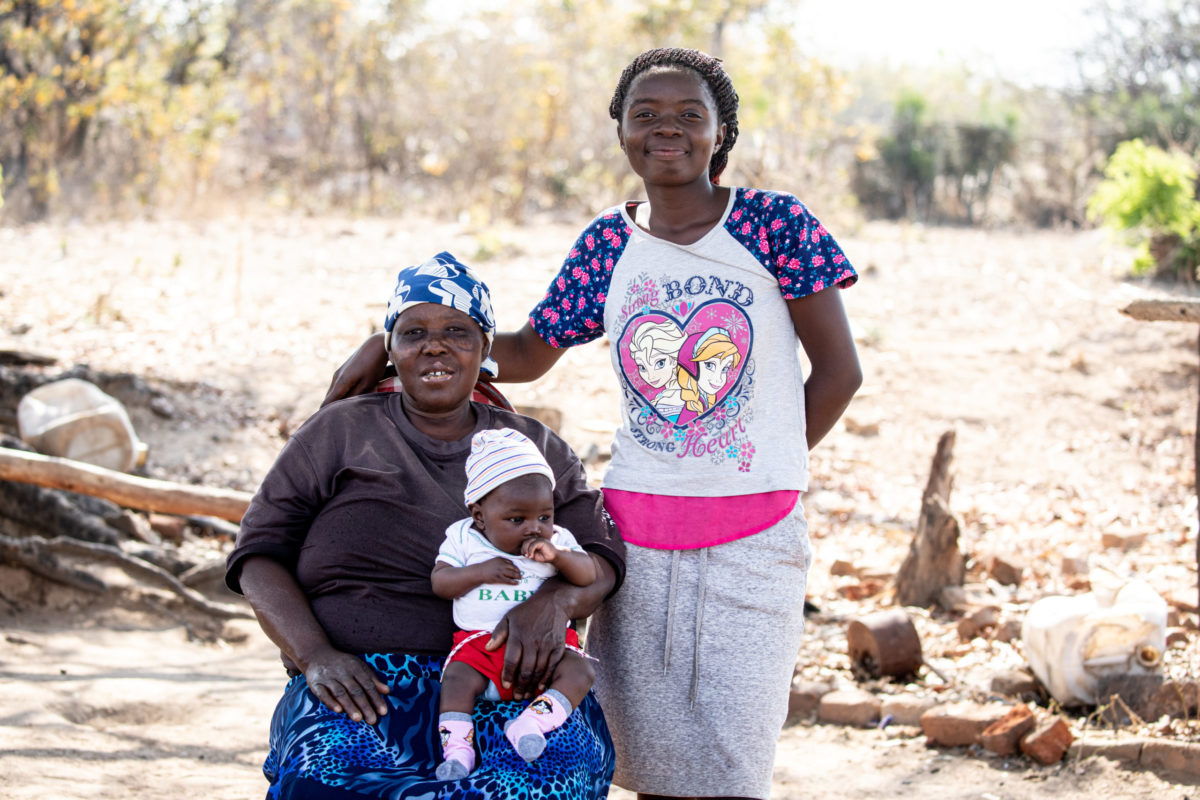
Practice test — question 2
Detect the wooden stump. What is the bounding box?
[847,609,923,679]
[895,430,965,607]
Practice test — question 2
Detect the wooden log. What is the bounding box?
[1119,299,1200,323]
[0,533,251,619]
[847,609,923,679]
[0,446,252,523]
[0,348,57,366]
[895,430,965,607]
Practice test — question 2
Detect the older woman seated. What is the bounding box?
[225,252,625,799]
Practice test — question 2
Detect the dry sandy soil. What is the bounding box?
[0,212,1198,799]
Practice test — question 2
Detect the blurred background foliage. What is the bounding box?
[2,0,1199,277]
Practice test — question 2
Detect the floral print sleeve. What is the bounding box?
[529,210,629,348]
[724,188,857,299]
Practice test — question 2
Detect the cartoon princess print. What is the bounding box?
[628,319,686,422]
[676,327,742,426]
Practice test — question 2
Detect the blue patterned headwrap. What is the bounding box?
[384,251,498,377]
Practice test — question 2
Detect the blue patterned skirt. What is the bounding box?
[263,652,615,799]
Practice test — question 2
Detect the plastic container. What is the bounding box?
[1021,571,1167,706]
[17,378,145,473]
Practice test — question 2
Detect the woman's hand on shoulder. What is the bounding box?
[322,332,390,407]
[301,644,391,725]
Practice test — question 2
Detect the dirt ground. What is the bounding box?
[0,212,1198,798]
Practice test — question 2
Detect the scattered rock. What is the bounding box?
[980,703,1036,756]
[148,513,187,543]
[836,579,885,600]
[830,559,857,577]
[106,510,161,545]
[992,618,1022,643]
[986,554,1025,586]
[1139,680,1199,722]
[990,668,1041,702]
[1164,628,1189,649]
[1060,554,1089,575]
[1096,673,1165,725]
[1100,531,1147,550]
[955,605,1000,641]
[149,395,177,418]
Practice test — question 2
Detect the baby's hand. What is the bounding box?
[481,557,522,585]
[521,538,558,564]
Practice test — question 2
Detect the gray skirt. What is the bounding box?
[587,504,812,798]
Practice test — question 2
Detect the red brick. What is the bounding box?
[818,688,881,727]
[786,680,833,726]
[920,702,1009,748]
[881,695,938,727]
[1019,717,1073,764]
[1140,740,1200,777]
[979,704,1036,756]
[1068,735,1145,764]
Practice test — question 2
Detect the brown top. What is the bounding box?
[225,393,624,655]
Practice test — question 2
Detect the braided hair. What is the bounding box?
[609,47,740,184]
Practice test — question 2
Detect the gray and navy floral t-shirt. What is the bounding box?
[529,187,856,497]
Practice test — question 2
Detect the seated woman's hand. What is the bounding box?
[485,586,569,700]
[301,644,391,725]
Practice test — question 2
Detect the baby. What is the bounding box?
[430,428,598,781]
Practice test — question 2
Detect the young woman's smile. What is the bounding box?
[619,69,725,187]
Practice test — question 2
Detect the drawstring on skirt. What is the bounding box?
[661,547,709,709]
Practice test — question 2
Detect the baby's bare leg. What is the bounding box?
[439,661,489,714]
[547,649,595,709]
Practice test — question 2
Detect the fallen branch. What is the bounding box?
[0,533,251,619]
[0,446,252,523]
[1120,299,1200,323]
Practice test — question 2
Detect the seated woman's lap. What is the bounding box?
[264,653,614,799]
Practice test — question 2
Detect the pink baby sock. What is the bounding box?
[436,713,475,781]
[503,689,571,762]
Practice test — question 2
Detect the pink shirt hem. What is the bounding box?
[602,488,799,550]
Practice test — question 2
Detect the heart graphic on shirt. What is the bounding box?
[618,300,752,427]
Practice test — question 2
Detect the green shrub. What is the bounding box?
[1087,139,1200,281]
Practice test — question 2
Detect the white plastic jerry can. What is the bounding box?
[17,378,145,473]
[1021,573,1167,707]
